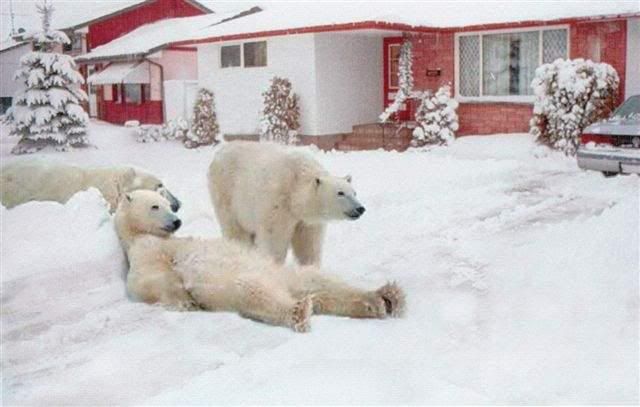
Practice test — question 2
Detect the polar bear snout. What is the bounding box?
[345,205,366,220]
[164,218,182,232]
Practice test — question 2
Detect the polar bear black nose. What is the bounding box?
[356,206,366,215]
[173,219,182,230]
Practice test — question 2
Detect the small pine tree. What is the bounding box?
[5,1,89,154]
[380,39,414,123]
[259,76,300,144]
[413,85,459,146]
[184,88,219,148]
[530,58,619,155]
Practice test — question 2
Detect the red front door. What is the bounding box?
[383,37,410,121]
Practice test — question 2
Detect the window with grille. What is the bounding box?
[457,27,568,98]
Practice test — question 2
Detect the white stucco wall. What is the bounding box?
[164,79,198,121]
[198,34,317,135]
[625,18,640,98]
[151,49,198,81]
[313,33,383,135]
[0,43,30,98]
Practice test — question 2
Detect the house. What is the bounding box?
[76,8,257,125]
[0,38,31,113]
[79,2,640,150]
[0,0,211,116]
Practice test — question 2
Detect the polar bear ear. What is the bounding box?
[344,174,352,183]
[315,177,321,187]
[125,194,132,203]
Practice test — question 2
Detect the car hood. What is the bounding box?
[584,118,640,136]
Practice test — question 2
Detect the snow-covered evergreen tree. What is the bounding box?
[259,76,300,144]
[413,84,459,146]
[379,39,414,123]
[184,88,219,148]
[5,1,89,154]
[530,58,619,155]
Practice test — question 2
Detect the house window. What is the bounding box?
[457,27,568,99]
[221,45,241,68]
[124,84,142,104]
[388,44,400,89]
[243,41,267,67]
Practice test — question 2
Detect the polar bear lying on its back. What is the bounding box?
[0,160,181,212]
[115,190,404,332]
[208,141,365,265]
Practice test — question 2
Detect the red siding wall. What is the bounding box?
[88,0,206,51]
[409,18,629,136]
[100,101,163,124]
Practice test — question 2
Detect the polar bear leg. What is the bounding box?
[232,275,312,332]
[291,223,325,266]
[288,267,405,319]
[255,220,296,264]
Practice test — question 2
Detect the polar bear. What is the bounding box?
[0,160,181,212]
[208,141,365,265]
[115,190,404,332]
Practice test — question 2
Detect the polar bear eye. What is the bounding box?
[337,191,345,196]
[156,183,163,189]
[151,205,160,211]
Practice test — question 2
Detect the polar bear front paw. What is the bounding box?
[376,282,406,318]
[290,296,313,333]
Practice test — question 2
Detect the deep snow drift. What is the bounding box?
[1,121,638,404]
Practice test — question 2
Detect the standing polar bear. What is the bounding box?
[115,190,404,332]
[208,142,365,265]
[0,160,181,212]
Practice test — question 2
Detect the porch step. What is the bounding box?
[338,122,414,151]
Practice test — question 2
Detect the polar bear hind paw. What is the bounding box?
[290,296,313,333]
[376,282,406,318]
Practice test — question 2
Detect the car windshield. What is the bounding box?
[613,95,640,119]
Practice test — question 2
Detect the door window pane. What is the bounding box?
[124,84,142,104]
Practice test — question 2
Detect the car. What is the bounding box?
[577,94,640,176]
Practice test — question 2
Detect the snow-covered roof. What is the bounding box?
[87,61,151,84]
[0,0,215,40]
[0,38,30,53]
[182,1,640,42]
[75,0,640,62]
[76,8,258,63]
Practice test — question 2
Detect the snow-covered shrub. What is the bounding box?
[135,118,189,143]
[5,2,89,154]
[380,39,414,123]
[530,58,619,155]
[413,85,459,146]
[184,88,219,149]
[259,76,300,144]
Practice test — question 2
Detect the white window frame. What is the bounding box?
[219,40,268,69]
[454,24,570,103]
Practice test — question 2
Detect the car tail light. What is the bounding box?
[580,133,614,146]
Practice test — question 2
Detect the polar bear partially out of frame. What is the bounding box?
[208,142,365,265]
[115,190,404,332]
[0,160,181,212]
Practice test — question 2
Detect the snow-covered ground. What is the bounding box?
[1,121,638,404]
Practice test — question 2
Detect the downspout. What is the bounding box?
[145,58,165,123]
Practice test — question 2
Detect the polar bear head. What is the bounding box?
[119,168,181,212]
[114,190,182,249]
[309,175,365,222]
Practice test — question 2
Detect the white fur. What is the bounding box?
[115,190,404,332]
[0,160,178,212]
[208,141,364,265]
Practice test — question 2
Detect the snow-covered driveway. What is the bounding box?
[1,121,638,404]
